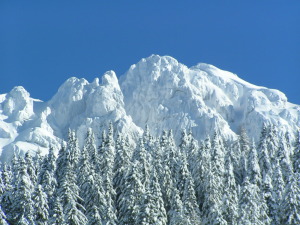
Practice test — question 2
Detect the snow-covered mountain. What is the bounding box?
[0,55,299,161]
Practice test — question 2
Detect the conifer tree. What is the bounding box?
[118,162,144,224]
[168,188,186,225]
[280,173,300,225]
[32,184,49,225]
[239,128,250,184]
[258,138,272,181]
[114,134,131,212]
[51,197,65,225]
[182,173,201,224]
[25,152,38,186]
[133,138,151,187]
[271,159,285,224]
[194,137,211,211]
[10,157,35,225]
[87,206,102,225]
[293,130,300,173]
[223,151,238,225]
[247,141,262,186]
[238,177,270,225]
[57,160,87,225]
[84,128,98,171]
[278,139,293,182]
[39,146,57,210]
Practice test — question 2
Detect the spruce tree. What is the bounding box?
[271,159,285,224]
[10,157,35,225]
[223,151,238,225]
[182,173,201,224]
[118,162,144,224]
[51,197,65,225]
[238,177,270,225]
[32,184,49,225]
[280,173,300,224]
[168,188,186,225]
[247,141,262,186]
[293,130,300,173]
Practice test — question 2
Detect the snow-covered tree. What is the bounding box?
[32,184,49,225]
[222,151,238,225]
[280,172,300,224]
[247,141,262,186]
[293,130,300,173]
[50,197,65,225]
[168,188,186,225]
[118,162,144,224]
[182,173,201,224]
[271,159,285,224]
[10,157,35,225]
[238,177,270,225]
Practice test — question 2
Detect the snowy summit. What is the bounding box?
[0,55,299,160]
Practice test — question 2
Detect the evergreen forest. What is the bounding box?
[1,123,300,225]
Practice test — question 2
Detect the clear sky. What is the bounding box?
[1,1,299,104]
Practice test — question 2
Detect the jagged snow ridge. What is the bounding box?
[0,55,299,161]
[120,55,299,141]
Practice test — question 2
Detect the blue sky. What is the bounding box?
[1,1,299,103]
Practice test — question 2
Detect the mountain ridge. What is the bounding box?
[0,55,299,161]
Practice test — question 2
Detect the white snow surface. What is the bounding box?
[0,55,299,161]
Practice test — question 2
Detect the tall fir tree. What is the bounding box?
[247,141,262,186]
[10,157,35,225]
[293,130,300,173]
[32,184,49,225]
[222,151,238,225]
[280,172,300,225]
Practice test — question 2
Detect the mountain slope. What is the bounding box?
[0,55,299,161]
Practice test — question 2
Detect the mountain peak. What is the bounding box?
[0,55,299,161]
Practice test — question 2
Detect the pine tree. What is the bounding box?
[51,197,65,225]
[293,130,300,173]
[10,157,35,225]
[25,152,38,186]
[39,146,57,210]
[67,129,80,167]
[280,173,300,224]
[238,177,270,225]
[0,164,13,220]
[247,141,262,186]
[57,160,87,225]
[114,134,131,214]
[168,188,186,225]
[258,137,272,181]
[82,172,106,223]
[176,151,190,196]
[223,151,238,225]
[118,162,144,224]
[32,184,49,225]
[182,173,201,224]
[271,159,285,224]
[194,137,211,211]
[267,125,279,168]
[239,128,250,184]
[133,138,151,187]
[87,206,102,225]
[202,164,227,225]
[55,143,68,188]
[278,139,293,182]
[84,128,98,171]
